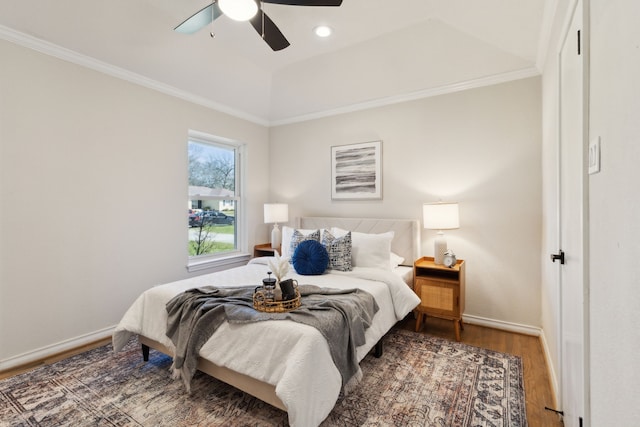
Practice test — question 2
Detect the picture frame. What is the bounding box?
[331,140,382,200]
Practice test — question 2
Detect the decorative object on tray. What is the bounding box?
[279,278,298,301]
[261,272,277,300]
[267,251,290,283]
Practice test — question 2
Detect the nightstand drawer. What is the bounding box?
[415,278,458,316]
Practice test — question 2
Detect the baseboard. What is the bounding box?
[539,328,560,407]
[463,314,542,336]
[0,325,115,372]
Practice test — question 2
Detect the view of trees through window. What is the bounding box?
[188,139,238,257]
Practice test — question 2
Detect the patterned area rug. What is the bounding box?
[0,328,527,426]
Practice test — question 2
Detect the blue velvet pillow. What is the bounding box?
[292,239,329,275]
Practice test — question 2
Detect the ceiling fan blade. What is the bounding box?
[263,0,342,5]
[250,9,290,51]
[174,2,223,34]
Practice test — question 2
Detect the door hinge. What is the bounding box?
[577,30,581,55]
[544,406,564,415]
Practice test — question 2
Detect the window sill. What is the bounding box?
[187,252,251,273]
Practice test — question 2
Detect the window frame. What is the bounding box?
[186,130,249,272]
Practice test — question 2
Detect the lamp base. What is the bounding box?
[434,233,447,265]
[271,224,281,249]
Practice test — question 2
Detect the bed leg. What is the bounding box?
[374,341,383,358]
[142,344,150,361]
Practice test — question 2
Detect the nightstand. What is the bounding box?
[253,243,281,258]
[413,256,466,341]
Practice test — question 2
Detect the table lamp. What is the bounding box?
[264,203,288,249]
[423,202,460,264]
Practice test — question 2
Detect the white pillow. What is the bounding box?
[331,227,394,270]
[390,252,405,268]
[281,227,324,258]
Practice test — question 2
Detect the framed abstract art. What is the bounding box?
[331,140,382,200]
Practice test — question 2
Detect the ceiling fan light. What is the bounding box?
[314,25,332,37]
[219,0,258,22]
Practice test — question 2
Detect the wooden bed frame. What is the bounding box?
[139,335,288,410]
[139,337,383,412]
[138,217,420,413]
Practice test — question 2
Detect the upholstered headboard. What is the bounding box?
[298,217,421,266]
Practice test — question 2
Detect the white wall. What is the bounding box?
[588,0,640,423]
[0,40,270,363]
[269,78,543,328]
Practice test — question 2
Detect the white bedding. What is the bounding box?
[113,258,419,427]
[395,265,414,287]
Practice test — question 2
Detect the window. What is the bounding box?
[187,131,245,268]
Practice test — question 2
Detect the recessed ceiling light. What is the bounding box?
[314,25,332,38]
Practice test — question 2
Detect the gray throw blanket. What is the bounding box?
[165,284,378,393]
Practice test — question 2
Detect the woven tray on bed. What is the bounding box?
[253,289,301,313]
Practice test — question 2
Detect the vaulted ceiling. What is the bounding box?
[0,0,552,125]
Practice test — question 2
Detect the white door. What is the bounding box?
[557,0,587,425]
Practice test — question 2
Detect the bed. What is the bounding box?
[112,217,421,427]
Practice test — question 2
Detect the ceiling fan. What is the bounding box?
[175,0,343,51]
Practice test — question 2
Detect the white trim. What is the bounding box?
[186,253,251,273]
[0,326,115,372]
[271,67,541,126]
[186,130,248,263]
[1,24,540,128]
[540,327,560,407]
[0,25,269,127]
[463,314,542,337]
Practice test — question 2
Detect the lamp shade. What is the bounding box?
[264,203,289,224]
[219,0,258,21]
[423,202,460,230]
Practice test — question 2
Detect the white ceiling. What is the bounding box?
[0,0,552,125]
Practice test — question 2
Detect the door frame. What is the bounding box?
[555,0,591,424]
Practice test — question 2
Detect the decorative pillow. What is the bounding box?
[322,230,352,272]
[288,229,321,262]
[291,240,329,275]
[331,227,394,270]
[281,227,321,258]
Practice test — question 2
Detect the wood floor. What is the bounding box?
[397,315,563,427]
[1,319,562,426]
[0,338,111,381]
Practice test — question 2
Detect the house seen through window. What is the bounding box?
[188,136,240,258]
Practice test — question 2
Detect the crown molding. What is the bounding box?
[0,25,270,127]
[270,67,541,126]
[2,24,540,129]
